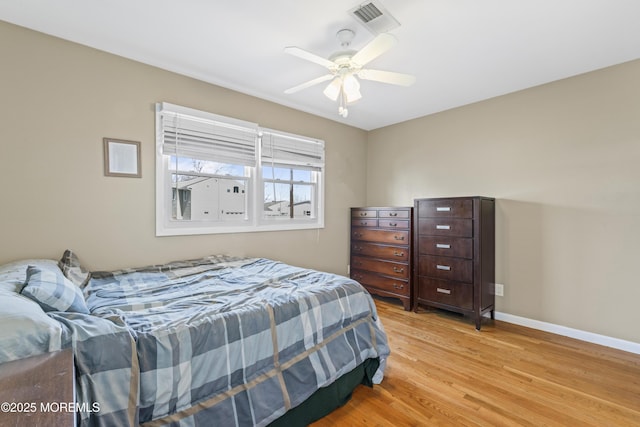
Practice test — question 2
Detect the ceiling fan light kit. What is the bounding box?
[323,78,342,101]
[284,27,415,118]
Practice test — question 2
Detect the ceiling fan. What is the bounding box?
[284,29,416,118]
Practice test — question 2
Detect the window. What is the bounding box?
[156,103,324,236]
[260,129,323,224]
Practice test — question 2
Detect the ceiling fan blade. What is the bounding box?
[357,69,416,86]
[284,74,334,94]
[350,33,397,67]
[284,46,336,69]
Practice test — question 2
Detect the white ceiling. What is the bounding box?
[2,0,640,130]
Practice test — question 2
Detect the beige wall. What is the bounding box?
[2,21,639,344]
[367,59,640,343]
[0,21,367,274]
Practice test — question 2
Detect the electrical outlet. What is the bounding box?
[495,283,504,297]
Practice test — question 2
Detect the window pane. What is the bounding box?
[262,166,311,182]
[263,182,314,218]
[171,174,247,221]
[170,156,246,176]
[171,174,195,220]
[293,169,312,182]
[293,184,314,218]
[263,183,290,217]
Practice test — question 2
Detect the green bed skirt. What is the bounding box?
[268,357,380,427]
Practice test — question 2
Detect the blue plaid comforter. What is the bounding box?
[66,256,389,426]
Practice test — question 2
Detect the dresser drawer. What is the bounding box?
[351,270,410,296]
[418,255,473,283]
[418,218,472,237]
[352,209,378,218]
[351,218,378,227]
[352,228,409,245]
[378,219,409,229]
[351,242,409,261]
[351,256,409,279]
[416,198,473,218]
[379,209,410,219]
[417,277,473,310]
[418,236,473,259]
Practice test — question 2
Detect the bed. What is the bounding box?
[0,251,389,426]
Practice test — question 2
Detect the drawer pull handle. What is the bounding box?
[436,243,451,249]
[389,222,397,227]
[394,235,405,241]
[353,232,362,238]
[360,221,368,225]
[436,225,451,230]
[436,287,451,295]
[393,267,405,273]
[393,251,404,257]
[359,212,368,217]
[436,207,451,212]
[436,264,451,271]
[389,212,398,217]
[393,283,404,290]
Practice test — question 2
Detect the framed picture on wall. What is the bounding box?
[103,138,141,178]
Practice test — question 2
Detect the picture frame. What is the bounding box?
[103,138,141,178]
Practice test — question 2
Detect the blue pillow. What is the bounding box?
[21,266,90,314]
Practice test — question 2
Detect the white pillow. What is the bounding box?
[0,259,68,363]
[0,290,65,363]
[0,259,59,293]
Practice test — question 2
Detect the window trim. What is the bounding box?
[155,102,325,236]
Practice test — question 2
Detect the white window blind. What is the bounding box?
[261,129,325,170]
[159,103,258,166]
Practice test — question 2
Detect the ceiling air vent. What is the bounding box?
[349,1,400,35]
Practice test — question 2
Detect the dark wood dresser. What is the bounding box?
[350,206,413,310]
[413,196,495,329]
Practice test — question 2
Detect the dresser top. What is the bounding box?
[413,196,494,201]
[351,206,412,209]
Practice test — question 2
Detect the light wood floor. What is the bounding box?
[312,297,640,426]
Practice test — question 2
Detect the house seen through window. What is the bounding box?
[171,158,248,221]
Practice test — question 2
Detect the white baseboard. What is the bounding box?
[494,311,640,355]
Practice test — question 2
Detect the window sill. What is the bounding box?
[156,220,324,237]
